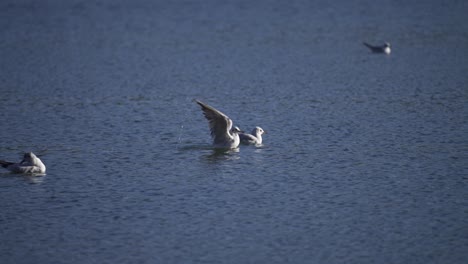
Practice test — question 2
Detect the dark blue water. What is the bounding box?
[1,1,467,263]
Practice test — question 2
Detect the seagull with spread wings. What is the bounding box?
[195,100,244,149]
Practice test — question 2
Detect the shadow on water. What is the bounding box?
[177,144,240,162]
[0,172,45,184]
[201,148,240,163]
[177,144,212,151]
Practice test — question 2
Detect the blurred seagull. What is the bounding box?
[0,152,46,174]
[363,42,391,54]
[195,100,243,149]
[239,126,266,145]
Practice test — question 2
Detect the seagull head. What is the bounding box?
[384,42,391,48]
[254,126,266,135]
[231,126,244,134]
[20,152,35,164]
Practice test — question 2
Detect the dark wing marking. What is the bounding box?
[363,42,383,53]
[0,160,14,168]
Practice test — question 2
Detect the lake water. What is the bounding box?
[1,1,467,263]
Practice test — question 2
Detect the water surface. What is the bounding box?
[1,1,467,263]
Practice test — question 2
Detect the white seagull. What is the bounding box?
[0,152,46,174]
[363,42,391,54]
[195,100,243,149]
[239,126,266,145]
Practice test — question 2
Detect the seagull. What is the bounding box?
[0,152,46,174]
[363,42,391,54]
[239,126,266,145]
[195,100,243,149]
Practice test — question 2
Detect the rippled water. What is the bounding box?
[1,1,467,263]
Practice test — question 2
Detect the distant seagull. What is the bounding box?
[0,152,46,174]
[363,42,391,54]
[239,126,266,145]
[195,100,244,149]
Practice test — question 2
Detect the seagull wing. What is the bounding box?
[196,100,233,145]
[9,164,43,173]
[363,42,385,53]
[0,160,14,168]
[363,42,377,51]
[239,133,257,144]
[1,161,41,173]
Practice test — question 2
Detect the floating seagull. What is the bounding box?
[239,126,266,145]
[0,152,46,174]
[195,100,244,149]
[363,42,391,54]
